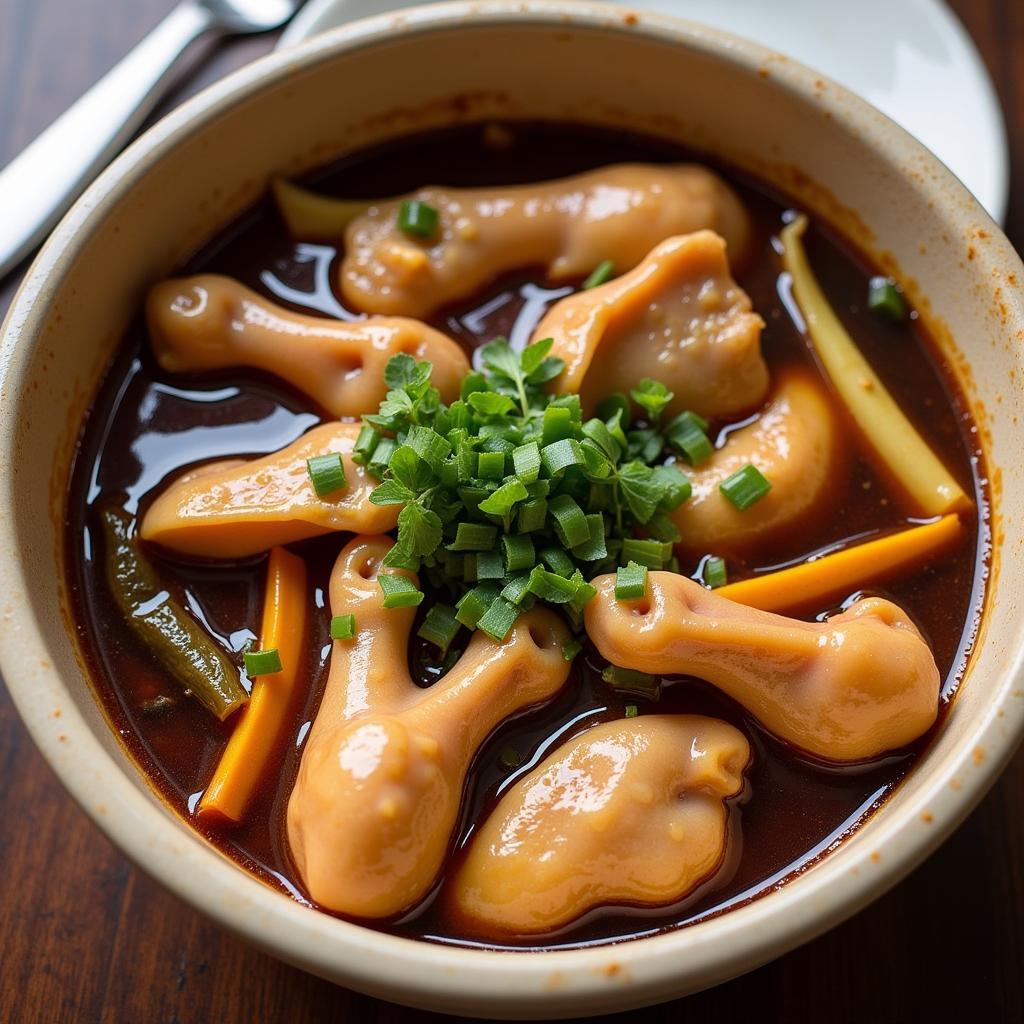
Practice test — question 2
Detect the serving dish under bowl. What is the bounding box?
[1,3,1022,1017]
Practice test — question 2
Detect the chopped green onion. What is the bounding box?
[352,425,380,466]
[477,596,520,641]
[478,478,529,519]
[621,538,672,570]
[548,494,590,548]
[867,276,908,322]
[572,513,607,561]
[377,573,424,608]
[582,259,615,289]
[406,425,451,469]
[563,639,582,661]
[615,561,648,601]
[517,497,548,533]
[512,441,542,483]
[526,565,578,603]
[367,437,396,477]
[624,704,639,718]
[540,438,585,477]
[455,583,500,627]
[703,556,728,589]
[667,410,714,465]
[244,648,282,676]
[417,603,460,653]
[720,464,772,511]
[330,614,356,640]
[503,533,536,573]
[541,405,574,445]
[398,199,439,238]
[539,546,576,578]
[601,664,659,698]
[476,549,505,579]
[448,522,498,551]
[501,573,534,605]
[498,745,522,769]
[477,450,506,480]
[306,453,348,497]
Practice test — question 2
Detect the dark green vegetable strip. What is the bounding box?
[398,199,439,238]
[703,556,728,589]
[720,463,772,511]
[417,603,460,654]
[867,276,908,322]
[601,664,660,698]
[244,648,282,676]
[330,614,357,640]
[377,572,424,608]
[582,259,615,289]
[100,506,247,721]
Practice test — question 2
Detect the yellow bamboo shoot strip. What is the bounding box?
[780,215,969,516]
[717,514,962,613]
[198,547,309,825]
[272,178,370,238]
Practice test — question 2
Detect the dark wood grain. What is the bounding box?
[0,1,1021,1021]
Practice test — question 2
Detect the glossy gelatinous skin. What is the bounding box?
[448,715,749,938]
[339,164,751,317]
[146,274,468,417]
[140,423,396,558]
[286,536,572,918]
[585,573,940,762]
[537,231,767,419]
[671,368,840,552]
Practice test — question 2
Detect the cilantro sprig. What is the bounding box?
[356,339,710,644]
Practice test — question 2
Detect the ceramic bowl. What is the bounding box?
[1,3,1022,1017]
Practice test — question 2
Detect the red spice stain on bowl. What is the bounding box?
[972,746,986,765]
[922,812,934,824]
[870,851,881,863]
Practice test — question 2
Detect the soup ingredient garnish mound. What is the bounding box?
[356,341,772,646]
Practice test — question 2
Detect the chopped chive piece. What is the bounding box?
[503,533,536,573]
[517,497,548,533]
[477,596,520,641]
[539,546,576,578]
[417,603,460,653]
[478,479,529,519]
[666,410,714,465]
[456,445,477,482]
[582,418,621,459]
[455,583,500,627]
[582,259,615,289]
[330,614,356,640]
[398,199,439,238]
[615,560,648,600]
[367,437,396,477]
[501,572,534,605]
[720,463,772,511]
[512,441,542,483]
[540,437,585,477]
[244,648,282,676]
[703,556,728,589]
[477,450,506,480]
[652,465,692,510]
[352,425,379,466]
[572,513,607,561]
[867,276,908,322]
[601,664,660,698]
[621,537,672,569]
[475,549,505,579]
[548,494,590,548]
[541,405,574,445]
[448,522,498,551]
[406,425,451,470]
[306,453,348,497]
[563,639,583,661]
[498,745,522,769]
[377,573,424,608]
[624,704,639,718]
[526,565,578,603]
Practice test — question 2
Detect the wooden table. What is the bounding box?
[1,2,1021,1020]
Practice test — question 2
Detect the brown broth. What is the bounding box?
[64,122,989,949]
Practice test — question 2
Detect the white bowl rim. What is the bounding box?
[1,1,1022,1014]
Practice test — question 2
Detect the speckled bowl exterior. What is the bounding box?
[1,4,1021,1017]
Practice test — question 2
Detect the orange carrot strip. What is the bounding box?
[198,546,308,825]
[716,514,963,613]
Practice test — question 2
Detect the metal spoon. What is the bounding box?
[0,0,306,279]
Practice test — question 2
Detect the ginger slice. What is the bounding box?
[339,164,751,317]
[286,536,572,918]
[140,423,396,558]
[536,231,767,419]
[448,715,749,938]
[671,368,841,553]
[147,274,468,417]
[585,573,939,762]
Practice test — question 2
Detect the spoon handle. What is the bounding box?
[0,1,219,279]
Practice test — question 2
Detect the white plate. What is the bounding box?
[279,0,1008,223]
